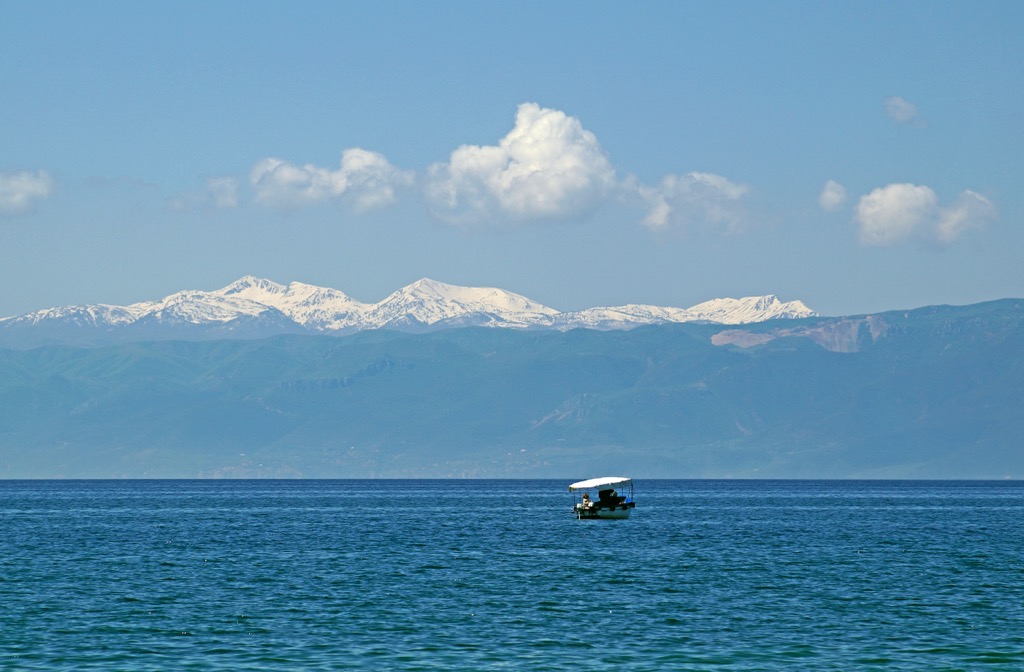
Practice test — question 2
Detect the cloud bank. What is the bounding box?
[244,103,750,232]
[855,183,994,246]
[250,149,412,212]
[236,102,995,248]
[0,170,53,216]
[639,172,749,231]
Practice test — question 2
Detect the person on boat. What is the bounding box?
[581,492,593,509]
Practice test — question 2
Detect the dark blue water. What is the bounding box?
[2,480,1022,670]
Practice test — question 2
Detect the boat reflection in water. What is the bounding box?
[569,477,635,519]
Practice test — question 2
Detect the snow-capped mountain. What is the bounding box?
[549,296,815,330]
[688,295,815,323]
[217,276,370,330]
[554,304,698,330]
[365,278,560,329]
[0,276,818,344]
[3,304,144,328]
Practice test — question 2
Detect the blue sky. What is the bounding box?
[2,1,1022,317]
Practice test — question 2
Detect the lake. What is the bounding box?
[1,479,1022,670]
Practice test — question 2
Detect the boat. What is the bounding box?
[569,476,635,519]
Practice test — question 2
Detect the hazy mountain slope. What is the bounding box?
[1,299,1020,479]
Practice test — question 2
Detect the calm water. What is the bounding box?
[1,480,1022,670]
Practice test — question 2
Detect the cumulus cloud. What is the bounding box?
[855,183,994,246]
[856,183,936,245]
[425,102,617,223]
[819,180,847,211]
[250,148,412,212]
[638,172,749,231]
[885,96,919,124]
[0,169,53,215]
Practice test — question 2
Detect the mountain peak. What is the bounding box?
[370,278,559,327]
[217,276,287,298]
[403,278,460,299]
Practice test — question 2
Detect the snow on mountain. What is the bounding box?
[686,295,816,324]
[128,289,276,325]
[0,303,144,328]
[0,277,818,342]
[555,304,697,330]
[217,275,370,331]
[365,278,559,329]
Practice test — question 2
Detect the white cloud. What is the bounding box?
[250,148,412,212]
[856,183,936,245]
[885,96,918,124]
[206,177,238,209]
[819,180,847,211]
[239,103,751,234]
[426,102,617,223]
[936,190,996,243]
[0,170,53,215]
[855,183,994,246]
[638,172,749,231]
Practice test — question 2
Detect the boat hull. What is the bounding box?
[574,502,634,519]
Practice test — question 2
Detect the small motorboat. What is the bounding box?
[569,476,635,519]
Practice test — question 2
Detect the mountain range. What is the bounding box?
[0,276,817,346]
[1,288,1021,479]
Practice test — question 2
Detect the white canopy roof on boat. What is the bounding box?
[568,476,631,492]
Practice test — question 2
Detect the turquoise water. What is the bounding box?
[2,480,1022,670]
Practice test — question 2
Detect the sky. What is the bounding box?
[2,1,1022,318]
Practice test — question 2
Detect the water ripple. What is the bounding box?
[1,479,1022,669]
